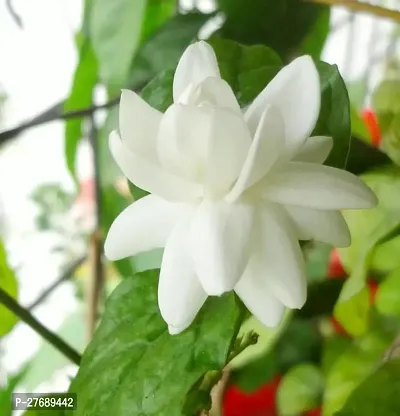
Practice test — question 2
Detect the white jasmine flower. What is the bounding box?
[104,41,377,334]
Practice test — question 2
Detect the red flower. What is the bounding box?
[362,109,381,147]
[367,280,378,305]
[304,406,322,416]
[223,375,281,416]
[327,249,347,279]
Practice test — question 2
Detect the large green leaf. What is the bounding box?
[70,270,243,415]
[65,0,98,179]
[376,268,400,316]
[323,329,394,416]
[64,43,98,179]
[315,62,351,170]
[336,359,400,416]
[91,0,175,88]
[277,363,324,415]
[338,168,400,302]
[0,242,18,337]
[217,0,329,61]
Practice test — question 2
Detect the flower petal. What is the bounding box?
[109,131,202,202]
[235,260,286,327]
[204,108,252,198]
[158,217,207,334]
[245,56,320,155]
[256,204,307,308]
[158,104,251,196]
[189,200,254,296]
[173,41,220,103]
[104,195,184,261]
[226,105,285,203]
[285,205,351,247]
[294,136,333,164]
[263,162,378,210]
[119,89,162,160]
[185,77,241,112]
[157,104,210,180]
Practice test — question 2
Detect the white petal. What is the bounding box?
[183,77,241,112]
[157,104,210,180]
[263,162,378,210]
[235,260,286,327]
[245,56,320,155]
[158,217,207,334]
[294,136,333,164]
[256,205,307,308]
[104,195,184,260]
[173,41,220,103]
[158,105,251,196]
[189,200,254,296]
[226,105,285,203]
[285,205,351,247]
[204,108,252,198]
[109,131,202,202]
[119,89,162,160]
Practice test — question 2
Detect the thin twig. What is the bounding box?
[6,0,23,28]
[27,255,87,311]
[305,0,400,23]
[85,115,104,340]
[0,98,119,146]
[382,334,400,363]
[0,287,81,365]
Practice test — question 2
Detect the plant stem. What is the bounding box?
[306,0,400,23]
[28,254,87,310]
[0,287,81,365]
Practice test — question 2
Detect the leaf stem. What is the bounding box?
[0,287,81,365]
[306,0,400,23]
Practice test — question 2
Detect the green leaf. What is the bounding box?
[0,241,18,337]
[0,367,28,416]
[70,270,243,416]
[323,330,393,415]
[230,351,278,393]
[304,242,332,283]
[129,12,212,88]
[298,6,330,58]
[350,106,369,142]
[298,279,343,318]
[64,43,98,179]
[372,79,400,114]
[336,359,400,416]
[277,363,324,416]
[274,319,322,372]
[338,168,400,301]
[209,38,281,100]
[372,235,400,273]
[217,0,329,61]
[345,137,391,176]
[334,287,370,336]
[322,336,352,376]
[376,268,400,316]
[140,70,174,112]
[315,62,351,170]
[64,0,98,179]
[91,0,175,88]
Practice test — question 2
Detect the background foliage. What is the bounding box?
[1,0,400,415]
